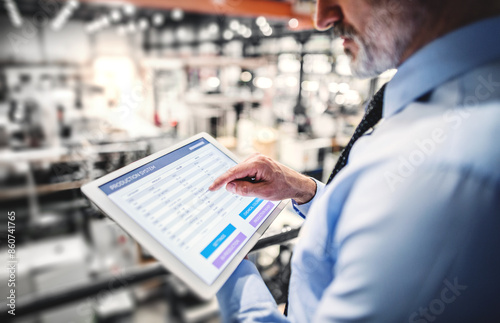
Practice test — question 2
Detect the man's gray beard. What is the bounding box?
[348,34,400,79]
[342,5,422,79]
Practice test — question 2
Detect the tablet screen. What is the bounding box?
[99,138,278,284]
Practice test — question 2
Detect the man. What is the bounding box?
[210,0,500,321]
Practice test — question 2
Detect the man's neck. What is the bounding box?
[399,1,500,64]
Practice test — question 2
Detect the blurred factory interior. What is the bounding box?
[0,0,395,322]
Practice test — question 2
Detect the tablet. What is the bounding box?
[81,132,287,299]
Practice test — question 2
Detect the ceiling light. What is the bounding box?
[138,18,149,30]
[256,16,267,27]
[240,71,252,82]
[229,19,240,31]
[176,27,191,41]
[171,8,184,21]
[238,25,247,35]
[100,16,110,28]
[207,77,221,88]
[301,81,319,92]
[260,23,271,33]
[208,22,219,35]
[110,9,122,22]
[243,29,252,38]
[87,19,107,33]
[124,4,135,16]
[5,0,23,27]
[68,0,79,9]
[262,27,273,37]
[288,18,299,29]
[152,13,164,26]
[335,94,346,105]
[254,77,273,89]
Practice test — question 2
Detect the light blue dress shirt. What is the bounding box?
[217,16,500,322]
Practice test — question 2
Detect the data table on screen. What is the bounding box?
[101,139,278,284]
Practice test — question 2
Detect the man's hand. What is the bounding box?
[209,153,317,204]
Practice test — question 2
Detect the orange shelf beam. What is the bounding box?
[79,0,314,28]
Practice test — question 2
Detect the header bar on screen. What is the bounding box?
[189,142,205,150]
[99,138,208,195]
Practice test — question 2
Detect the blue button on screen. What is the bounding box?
[201,224,236,259]
[239,198,263,220]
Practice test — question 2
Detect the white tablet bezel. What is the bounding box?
[81,132,287,299]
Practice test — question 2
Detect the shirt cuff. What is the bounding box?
[291,178,325,219]
[217,260,279,321]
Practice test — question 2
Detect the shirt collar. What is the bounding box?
[384,15,500,118]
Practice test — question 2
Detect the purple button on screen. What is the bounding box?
[249,202,274,228]
[212,232,247,269]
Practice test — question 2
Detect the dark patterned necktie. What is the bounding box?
[326,83,387,185]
